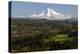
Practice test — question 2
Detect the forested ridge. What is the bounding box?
[11,18,78,53]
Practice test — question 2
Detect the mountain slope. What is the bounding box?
[30,8,71,20]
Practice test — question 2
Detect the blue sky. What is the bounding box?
[11,1,78,17]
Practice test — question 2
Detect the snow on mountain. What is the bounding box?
[30,14,36,17]
[30,8,71,20]
[37,11,45,17]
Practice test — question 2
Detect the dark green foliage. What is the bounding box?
[11,18,78,53]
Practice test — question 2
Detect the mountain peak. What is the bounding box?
[30,8,71,20]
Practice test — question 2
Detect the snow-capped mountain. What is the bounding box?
[30,8,71,20]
